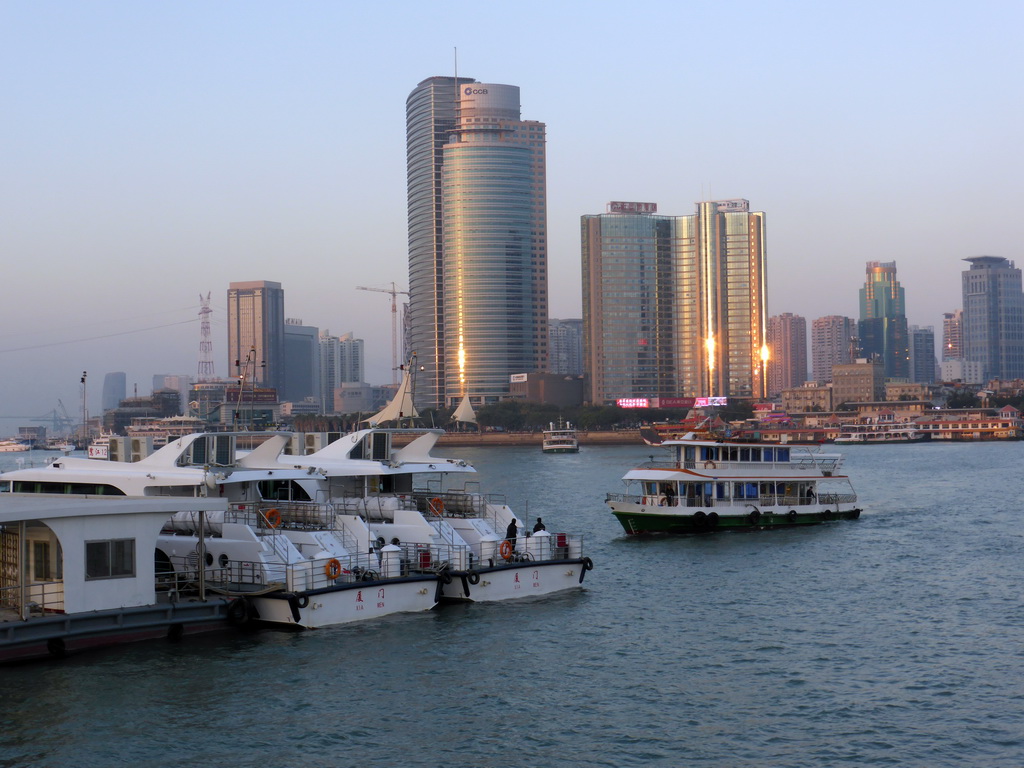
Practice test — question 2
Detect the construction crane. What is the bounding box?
[357,283,410,384]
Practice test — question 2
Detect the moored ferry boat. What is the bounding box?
[541,420,579,454]
[834,420,925,444]
[606,431,861,535]
[0,440,29,453]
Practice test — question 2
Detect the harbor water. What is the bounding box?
[1,442,1023,767]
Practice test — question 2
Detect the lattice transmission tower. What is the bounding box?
[197,292,216,381]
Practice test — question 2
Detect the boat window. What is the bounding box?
[371,432,390,461]
[700,447,718,462]
[715,482,729,499]
[33,541,52,580]
[739,448,751,462]
[683,446,696,463]
[776,448,790,462]
[762,448,774,462]
[726,447,738,461]
[85,538,136,580]
[749,448,761,462]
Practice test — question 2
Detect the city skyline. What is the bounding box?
[2,2,1021,430]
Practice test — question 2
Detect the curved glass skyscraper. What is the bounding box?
[406,78,547,408]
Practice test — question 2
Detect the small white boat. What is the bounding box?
[606,430,861,535]
[541,420,579,454]
[0,440,29,453]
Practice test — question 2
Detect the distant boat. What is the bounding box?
[542,420,579,454]
[0,440,29,453]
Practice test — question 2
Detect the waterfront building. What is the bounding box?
[858,261,909,379]
[832,358,885,406]
[781,381,833,413]
[961,256,1024,380]
[318,331,363,414]
[942,309,963,361]
[767,313,807,397]
[811,315,857,383]
[909,325,936,384]
[153,374,192,415]
[283,318,321,406]
[101,372,126,413]
[226,280,285,394]
[885,381,930,401]
[582,199,767,404]
[939,359,983,384]
[549,318,584,376]
[406,76,548,408]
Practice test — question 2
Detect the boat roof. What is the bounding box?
[0,493,227,524]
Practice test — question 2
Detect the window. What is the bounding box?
[33,541,51,580]
[85,539,135,580]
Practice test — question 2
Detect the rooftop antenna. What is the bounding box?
[197,292,216,382]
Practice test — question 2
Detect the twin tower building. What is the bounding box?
[406,76,769,410]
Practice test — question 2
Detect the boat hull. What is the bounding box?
[242,575,441,629]
[440,558,592,603]
[609,505,861,535]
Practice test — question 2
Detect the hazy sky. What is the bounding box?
[2,1,1021,434]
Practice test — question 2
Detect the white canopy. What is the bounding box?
[363,368,419,426]
[452,394,477,424]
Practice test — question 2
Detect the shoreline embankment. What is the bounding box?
[425,430,642,447]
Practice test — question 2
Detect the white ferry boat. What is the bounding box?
[834,419,925,444]
[0,494,231,663]
[606,431,861,534]
[541,420,579,454]
[0,440,29,453]
[269,428,593,603]
[0,433,441,630]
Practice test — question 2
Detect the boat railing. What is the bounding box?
[606,492,839,510]
[0,580,65,621]
[411,490,505,519]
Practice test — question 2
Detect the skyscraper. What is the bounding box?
[858,261,909,379]
[549,319,584,376]
[767,313,807,397]
[941,309,963,361]
[909,325,936,384]
[101,372,126,412]
[811,315,857,383]
[319,331,364,413]
[227,280,285,394]
[961,256,1024,380]
[406,77,548,408]
[283,318,321,404]
[581,199,767,403]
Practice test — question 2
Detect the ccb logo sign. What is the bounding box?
[464,87,488,95]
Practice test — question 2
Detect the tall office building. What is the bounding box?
[941,310,963,361]
[961,256,1024,380]
[909,325,936,384]
[319,331,364,413]
[766,313,807,397]
[283,318,321,404]
[227,280,286,394]
[858,261,909,379]
[582,199,767,403]
[811,315,857,383]
[406,76,548,408]
[549,319,584,376]
[101,372,127,412]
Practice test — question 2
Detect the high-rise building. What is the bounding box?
[101,372,126,412]
[942,309,963,361]
[767,313,807,397]
[319,331,364,413]
[582,199,767,403]
[549,319,584,376]
[283,318,321,405]
[962,256,1024,380]
[811,315,857,383]
[406,77,548,408]
[858,261,909,379]
[227,280,285,394]
[909,325,936,384]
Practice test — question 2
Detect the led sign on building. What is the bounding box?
[617,398,650,408]
[608,201,657,214]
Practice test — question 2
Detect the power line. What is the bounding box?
[0,318,197,354]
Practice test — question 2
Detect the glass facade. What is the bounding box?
[858,261,909,379]
[582,200,767,403]
[961,256,1024,380]
[406,78,547,407]
[227,281,285,394]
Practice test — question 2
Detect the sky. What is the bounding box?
[2,1,1022,435]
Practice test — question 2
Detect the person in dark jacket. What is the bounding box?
[533,517,546,533]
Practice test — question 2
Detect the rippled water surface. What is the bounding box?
[2,443,1023,767]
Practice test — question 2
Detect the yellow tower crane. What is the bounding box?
[357,283,410,384]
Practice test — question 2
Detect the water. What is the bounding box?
[2,443,1024,767]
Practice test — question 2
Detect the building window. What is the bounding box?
[85,539,135,580]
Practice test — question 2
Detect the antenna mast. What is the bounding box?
[197,292,216,382]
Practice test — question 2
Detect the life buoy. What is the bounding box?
[467,570,481,585]
[707,512,719,528]
[704,460,716,469]
[787,510,798,522]
[325,558,343,580]
[265,508,281,529]
[747,510,761,525]
[428,497,444,515]
[499,540,513,560]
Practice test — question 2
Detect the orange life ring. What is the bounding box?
[265,508,281,528]
[325,558,342,580]
[704,460,716,469]
[499,540,513,560]
[428,497,444,515]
